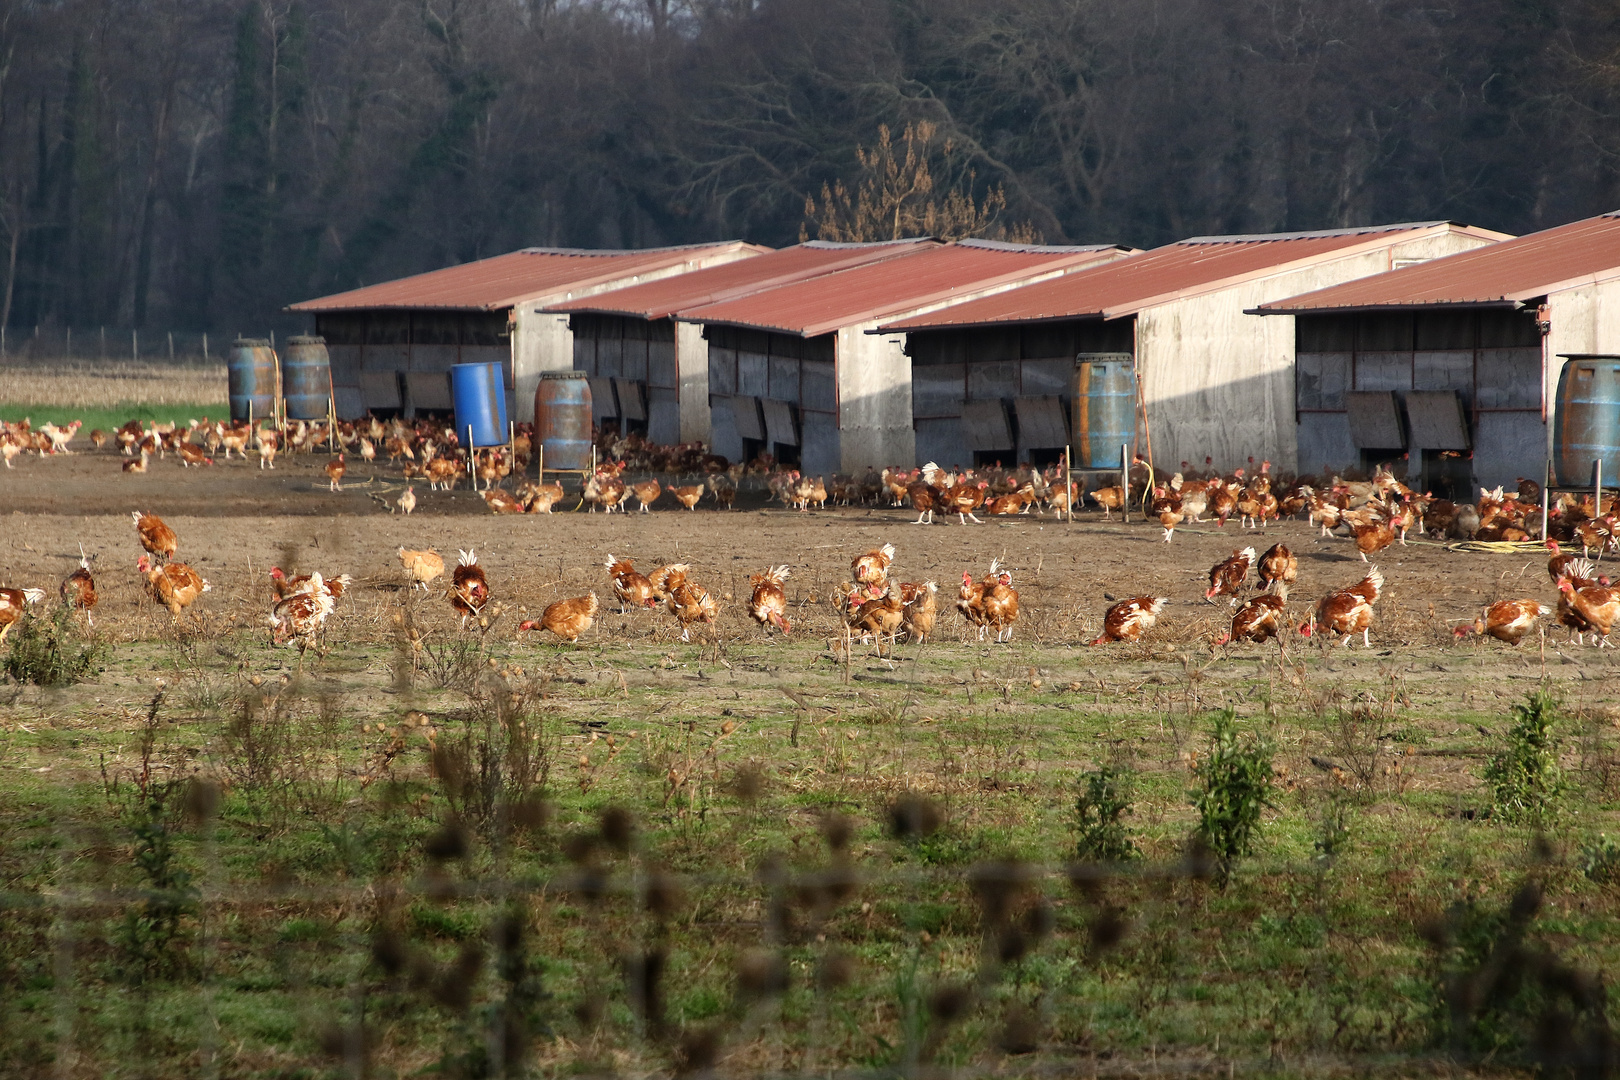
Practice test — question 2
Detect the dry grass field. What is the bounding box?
[0,420,1618,1078]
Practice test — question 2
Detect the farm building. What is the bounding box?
[880,222,1507,474]
[286,242,761,418]
[1255,211,1620,494]
[545,240,935,446]
[671,240,1133,475]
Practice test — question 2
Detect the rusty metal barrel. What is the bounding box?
[282,336,332,420]
[1554,355,1620,487]
[535,371,593,470]
[227,338,277,422]
[1073,353,1135,468]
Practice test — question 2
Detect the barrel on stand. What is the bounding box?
[282,336,332,420]
[535,371,593,471]
[1073,353,1135,468]
[1553,357,1620,488]
[227,339,277,423]
[451,362,509,448]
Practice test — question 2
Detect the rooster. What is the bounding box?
[520,593,600,643]
[136,556,210,619]
[1092,597,1167,644]
[1455,600,1551,645]
[852,544,896,589]
[1256,543,1297,599]
[269,573,337,651]
[1216,594,1287,645]
[748,566,791,633]
[1557,577,1620,647]
[449,549,489,628]
[671,484,705,511]
[61,549,96,626]
[1205,547,1255,604]
[0,586,46,642]
[982,564,1020,643]
[398,547,444,591]
[132,511,178,561]
[899,581,938,642]
[605,555,659,613]
[1547,539,1583,585]
[1301,568,1384,647]
[631,478,663,513]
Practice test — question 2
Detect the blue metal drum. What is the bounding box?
[451,361,509,448]
[534,371,592,469]
[282,336,332,420]
[1554,357,1620,487]
[227,339,277,422]
[1073,353,1135,468]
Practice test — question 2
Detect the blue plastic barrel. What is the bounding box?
[227,339,277,422]
[1554,357,1620,487]
[1073,353,1135,468]
[452,362,509,448]
[282,336,332,420]
[534,371,593,470]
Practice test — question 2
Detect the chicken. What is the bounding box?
[1547,539,1584,585]
[748,565,792,633]
[1205,547,1255,604]
[269,573,337,650]
[982,564,1020,643]
[1217,594,1287,645]
[1352,518,1397,562]
[0,586,46,642]
[956,570,989,635]
[1151,487,1184,542]
[89,429,107,450]
[898,581,938,642]
[946,479,989,524]
[806,476,828,510]
[1089,485,1126,520]
[848,582,906,654]
[631,479,663,513]
[483,489,527,515]
[257,428,278,469]
[852,544,896,589]
[1558,577,1620,647]
[1256,543,1298,599]
[449,549,489,628]
[136,556,210,618]
[395,486,417,515]
[520,593,600,643]
[398,547,445,592]
[177,442,213,468]
[1301,568,1384,647]
[1092,597,1167,645]
[1455,600,1552,645]
[61,551,96,626]
[671,484,705,511]
[122,451,151,473]
[132,511,178,561]
[605,555,659,613]
[664,568,717,641]
[706,475,736,510]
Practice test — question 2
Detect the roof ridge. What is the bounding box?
[1176,222,1449,245]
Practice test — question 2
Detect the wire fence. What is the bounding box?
[0,326,275,366]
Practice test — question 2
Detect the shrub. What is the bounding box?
[1485,690,1563,824]
[1190,711,1274,882]
[1578,835,1620,885]
[3,607,105,686]
[1075,765,1138,863]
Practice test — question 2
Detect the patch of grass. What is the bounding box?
[0,401,226,433]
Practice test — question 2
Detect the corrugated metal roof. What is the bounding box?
[678,243,1131,337]
[1254,212,1620,313]
[545,240,939,320]
[287,241,764,313]
[879,222,1507,331]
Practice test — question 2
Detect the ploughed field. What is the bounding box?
[2,443,1619,1078]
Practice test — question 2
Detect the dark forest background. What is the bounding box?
[3,0,1620,333]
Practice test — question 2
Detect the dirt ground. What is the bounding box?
[0,442,1604,673]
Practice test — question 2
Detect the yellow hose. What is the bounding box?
[1449,540,1550,554]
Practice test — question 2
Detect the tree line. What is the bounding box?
[1,0,1617,335]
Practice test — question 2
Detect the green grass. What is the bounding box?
[0,401,226,431]
[1,619,1618,1077]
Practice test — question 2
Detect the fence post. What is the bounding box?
[132,329,138,362]
[168,332,174,361]
[203,332,209,361]
[99,325,104,358]
[2,324,5,358]
[65,327,70,359]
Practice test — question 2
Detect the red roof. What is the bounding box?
[1255,212,1620,312]
[546,240,938,319]
[678,240,1131,337]
[287,242,763,313]
[880,222,1507,330]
